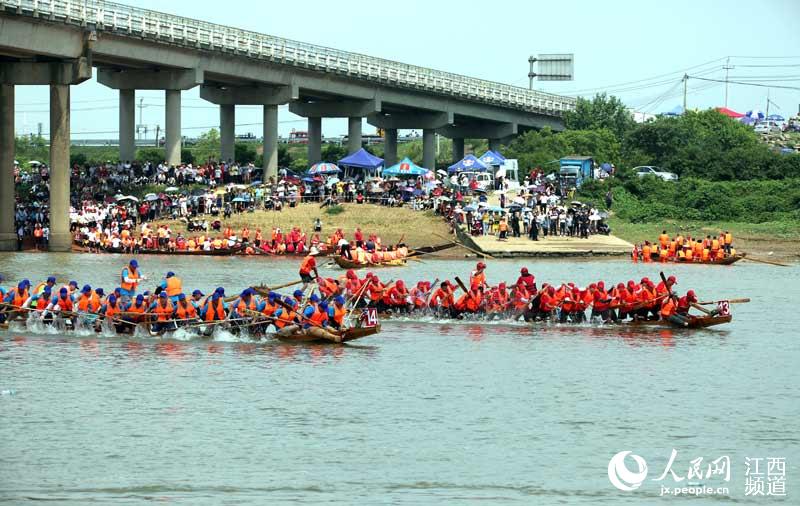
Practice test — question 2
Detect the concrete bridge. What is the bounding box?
[0,0,575,251]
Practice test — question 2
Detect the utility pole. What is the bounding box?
[766,88,770,119]
[683,74,688,112]
[723,57,734,107]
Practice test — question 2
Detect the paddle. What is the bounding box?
[433,232,495,260]
[454,276,469,294]
[659,272,677,301]
[691,303,713,315]
[740,255,789,267]
[697,298,750,305]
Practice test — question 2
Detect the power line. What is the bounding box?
[27,118,308,137]
[688,75,800,91]
[560,57,727,95]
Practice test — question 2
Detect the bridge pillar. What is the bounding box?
[263,105,278,180]
[220,104,235,163]
[1,59,91,251]
[119,89,136,163]
[423,129,436,170]
[98,68,203,165]
[488,138,501,152]
[165,90,182,166]
[348,117,362,154]
[452,138,465,162]
[308,117,322,165]
[0,84,15,250]
[384,128,398,167]
[49,84,71,252]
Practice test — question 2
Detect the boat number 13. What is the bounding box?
[717,301,730,316]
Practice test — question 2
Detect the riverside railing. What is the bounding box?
[1,0,576,115]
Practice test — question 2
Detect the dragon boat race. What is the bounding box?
[2,0,799,504]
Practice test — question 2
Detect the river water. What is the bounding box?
[1,253,798,504]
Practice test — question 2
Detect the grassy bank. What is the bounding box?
[608,217,800,261]
[157,203,452,249]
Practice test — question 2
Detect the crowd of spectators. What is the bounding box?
[12,156,609,251]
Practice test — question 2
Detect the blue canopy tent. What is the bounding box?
[338,148,383,178]
[448,154,488,173]
[478,150,506,166]
[662,105,684,117]
[308,162,341,175]
[383,157,429,177]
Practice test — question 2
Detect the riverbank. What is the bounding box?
[159,204,453,250]
[608,217,800,262]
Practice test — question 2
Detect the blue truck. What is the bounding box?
[558,156,595,189]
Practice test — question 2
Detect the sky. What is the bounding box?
[11,0,800,140]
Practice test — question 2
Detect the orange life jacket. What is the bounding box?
[165,276,182,297]
[261,301,279,317]
[175,302,197,319]
[299,255,316,275]
[275,309,296,329]
[55,295,73,312]
[154,301,174,321]
[77,293,100,313]
[331,305,346,326]
[308,306,328,327]
[660,298,676,318]
[232,297,256,317]
[120,267,140,292]
[203,299,226,322]
[104,301,121,318]
[36,296,51,311]
[10,288,29,308]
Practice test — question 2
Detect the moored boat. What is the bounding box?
[333,255,407,269]
[669,253,747,265]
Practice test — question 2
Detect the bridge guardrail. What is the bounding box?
[3,0,576,115]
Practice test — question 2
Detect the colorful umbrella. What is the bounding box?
[308,162,341,175]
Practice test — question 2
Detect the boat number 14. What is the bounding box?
[361,308,378,328]
[717,301,730,316]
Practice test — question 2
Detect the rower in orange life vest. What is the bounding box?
[382,279,409,312]
[470,262,487,289]
[273,297,299,333]
[121,294,148,328]
[454,282,483,314]
[25,286,52,316]
[429,281,455,316]
[158,271,183,303]
[259,291,281,319]
[32,276,57,296]
[149,292,175,332]
[173,293,199,326]
[327,296,348,330]
[76,285,101,313]
[3,279,31,311]
[656,275,677,296]
[516,267,537,294]
[120,259,145,302]
[301,294,327,329]
[43,287,74,322]
[299,247,320,291]
[230,289,257,320]
[661,290,699,326]
[201,289,228,322]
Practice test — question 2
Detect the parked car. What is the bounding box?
[754,122,781,134]
[633,166,679,181]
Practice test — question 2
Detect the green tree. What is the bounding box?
[192,129,221,164]
[505,127,621,177]
[234,142,257,164]
[564,93,636,141]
